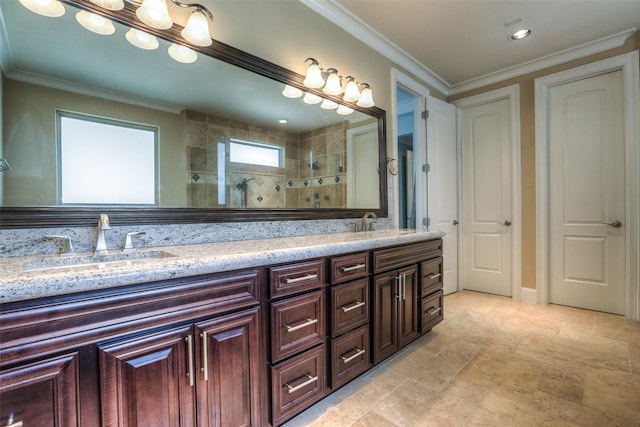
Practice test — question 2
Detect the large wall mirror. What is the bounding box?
[0,0,387,227]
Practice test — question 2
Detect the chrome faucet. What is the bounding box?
[44,235,75,256]
[95,214,110,254]
[361,212,377,232]
[124,231,146,251]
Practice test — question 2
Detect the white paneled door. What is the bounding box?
[427,96,458,295]
[460,98,512,296]
[548,70,625,314]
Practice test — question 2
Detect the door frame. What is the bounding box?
[535,51,640,320]
[453,84,522,301]
[346,122,379,208]
[391,69,429,229]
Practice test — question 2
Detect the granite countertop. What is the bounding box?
[1,229,444,303]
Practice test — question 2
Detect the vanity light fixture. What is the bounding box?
[322,69,343,96]
[302,58,375,107]
[168,43,197,63]
[303,92,323,105]
[88,0,125,11]
[75,10,116,35]
[303,58,325,88]
[181,6,213,46]
[336,105,354,115]
[343,77,361,102]
[136,0,173,29]
[356,84,375,108]
[18,0,65,17]
[282,85,303,98]
[125,28,159,50]
[320,99,339,110]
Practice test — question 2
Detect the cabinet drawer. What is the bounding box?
[421,290,444,334]
[420,257,443,297]
[330,325,371,389]
[269,260,325,298]
[330,252,369,284]
[271,290,325,362]
[331,278,369,336]
[271,345,325,426]
[373,239,442,273]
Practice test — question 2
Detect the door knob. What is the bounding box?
[603,220,622,228]
[503,220,512,226]
[452,219,459,226]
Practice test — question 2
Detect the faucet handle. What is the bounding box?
[367,220,377,231]
[124,231,146,250]
[44,235,75,256]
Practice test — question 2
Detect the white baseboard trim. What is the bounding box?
[520,287,538,304]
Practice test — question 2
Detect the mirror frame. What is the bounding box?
[0,0,387,228]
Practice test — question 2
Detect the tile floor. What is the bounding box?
[282,290,640,427]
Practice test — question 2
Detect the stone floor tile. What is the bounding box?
[352,411,401,427]
[530,390,629,427]
[583,365,640,424]
[368,380,439,426]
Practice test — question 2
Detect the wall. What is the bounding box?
[2,78,186,206]
[448,32,640,290]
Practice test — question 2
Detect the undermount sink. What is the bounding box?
[22,250,176,273]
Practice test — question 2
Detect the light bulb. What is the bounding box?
[181,9,212,47]
[323,71,342,96]
[282,85,303,99]
[303,93,322,105]
[356,86,375,108]
[303,62,324,89]
[168,43,197,63]
[125,28,159,50]
[19,0,65,17]
[510,28,532,40]
[136,0,173,30]
[343,79,361,102]
[321,99,339,110]
[337,105,354,115]
[88,0,124,10]
[76,10,115,35]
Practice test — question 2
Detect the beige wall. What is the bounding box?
[2,78,187,206]
[448,32,640,289]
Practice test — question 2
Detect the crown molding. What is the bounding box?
[449,27,637,96]
[299,0,451,96]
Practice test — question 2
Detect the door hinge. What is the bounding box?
[422,164,430,173]
[421,110,429,120]
[423,217,431,227]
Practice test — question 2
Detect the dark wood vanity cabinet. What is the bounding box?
[0,269,262,427]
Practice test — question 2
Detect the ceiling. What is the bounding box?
[313,0,640,92]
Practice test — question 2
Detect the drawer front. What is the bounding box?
[331,278,370,336]
[271,291,325,362]
[271,345,326,426]
[420,257,443,297]
[330,325,371,389]
[330,252,369,284]
[373,239,442,273]
[421,290,444,334]
[269,260,325,298]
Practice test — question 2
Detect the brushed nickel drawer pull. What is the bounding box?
[284,273,318,284]
[341,263,366,272]
[5,415,23,427]
[340,348,366,364]
[426,307,442,316]
[427,273,441,280]
[285,374,318,394]
[185,335,194,387]
[340,301,366,312]
[285,317,318,332]
[200,331,208,381]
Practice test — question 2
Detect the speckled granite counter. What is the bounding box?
[1,229,443,303]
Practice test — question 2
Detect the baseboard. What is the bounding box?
[520,287,538,304]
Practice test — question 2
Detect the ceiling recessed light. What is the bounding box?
[510,28,532,40]
[278,119,288,124]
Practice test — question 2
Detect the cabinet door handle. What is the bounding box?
[395,275,402,299]
[427,273,441,280]
[340,301,366,312]
[341,263,366,273]
[285,317,318,332]
[185,335,194,387]
[402,274,407,301]
[426,307,442,316]
[4,415,23,427]
[200,331,208,381]
[285,273,317,284]
[340,348,366,364]
[285,374,318,394]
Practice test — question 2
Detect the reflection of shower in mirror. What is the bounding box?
[237,177,255,208]
[0,159,11,172]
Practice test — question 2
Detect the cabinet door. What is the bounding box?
[397,265,420,348]
[0,352,80,427]
[99,326,195,427]
[372,271,398,364]
[195,308,261,427]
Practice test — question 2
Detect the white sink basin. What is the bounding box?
[22,250,176,273]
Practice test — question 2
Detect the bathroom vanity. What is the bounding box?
[0,230,443,426]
